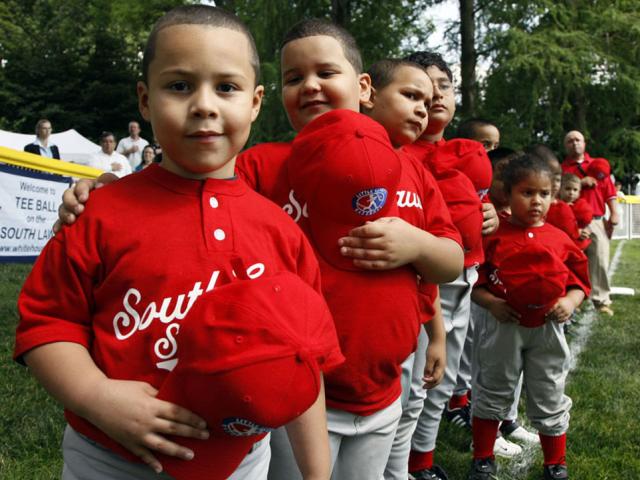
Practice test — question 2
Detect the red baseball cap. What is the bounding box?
[571,198,593,227]
[430,139,493,201]
[586,158,611,180]
[288,110,402,270]
[157,271,343,479]
[433,168,483,255]
[498,243,569,327]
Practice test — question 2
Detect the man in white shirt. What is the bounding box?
[116,120,149,170]
[89,132,132,178]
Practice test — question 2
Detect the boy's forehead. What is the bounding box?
[150,24,254,78]
[425,65,449,80]
[282,35,351,66]
[388,66,432,92]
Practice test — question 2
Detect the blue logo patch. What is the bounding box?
[352,188,388,216]
[222,417,273,437]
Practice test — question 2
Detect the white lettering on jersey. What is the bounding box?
[396,191,423,209]
[112,262,266,370]
[282,189,308,223]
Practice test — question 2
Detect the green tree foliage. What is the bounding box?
[478,0,640,176]
[1,0,432,146]
[0,0,186,142]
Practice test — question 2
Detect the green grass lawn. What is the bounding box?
[1,242,639,479]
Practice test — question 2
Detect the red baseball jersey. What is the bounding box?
[404,138,491,267]
[15,164,343,458]
[477,221,591,327]
[562,153,616,217]
[238,139,461,415]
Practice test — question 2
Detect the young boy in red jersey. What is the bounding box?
[560,173,593,250]
[251,26,462,480]
[358,57,450,480]
[54,19,463,480]
[401,52,518,480]
[469,154,590,480]
[15,6,343,480]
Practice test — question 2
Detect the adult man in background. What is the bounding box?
[24,119,60,159]
[116,120,148,170]
[89,131,131,178]
[562,130,618,315]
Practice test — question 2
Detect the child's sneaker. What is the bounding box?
[470,435,522,458]
[493,435,522,457]
[500,420,539,444]
[444,403,472,430]
[467,457,498,480]
[543,464,568,479]
[410,464,450,480]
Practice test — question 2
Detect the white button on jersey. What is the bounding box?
[214,229,226,241]
[209,196,219,208]
[528,232,534,238]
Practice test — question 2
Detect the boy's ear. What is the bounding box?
[250,85,265,123]
[358,73,372,105]
[360,86,376,110]
[137,81,151,121]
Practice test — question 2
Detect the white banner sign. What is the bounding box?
[0,164,71,261]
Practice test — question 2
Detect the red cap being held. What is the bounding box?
[498,243,569,327]
[288,110,402,270]
[157,271,343,480]
[586,158,611,181]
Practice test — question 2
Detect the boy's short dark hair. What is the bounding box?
[527,144,562,175]
[404,51,453,82]
[367,58,425,90]
[456,118,497,139]
[142,5,260,84]
[281,18,363,74]
[502,153,553,194]
[562,172,581,187]
[488,147,519,176]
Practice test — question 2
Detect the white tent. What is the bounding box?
[0,129,100,164]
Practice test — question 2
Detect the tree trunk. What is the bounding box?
[331,0,351,26]
[459,0,477,117]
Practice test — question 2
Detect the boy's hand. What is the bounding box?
[481,202,499,235]
[546,296,575,323]
[423,337,446,389]
[338,217,419,270]
[488,298,521,323]
[53,174,118,233]
[578,227,591,240]
[85,378,209,474]
[582,176,597,188]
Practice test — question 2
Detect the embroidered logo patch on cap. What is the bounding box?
[352,188,389,216]
[222,417,274,437]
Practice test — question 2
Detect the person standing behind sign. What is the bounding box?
[24,119,60,159]
[88,132,132,178]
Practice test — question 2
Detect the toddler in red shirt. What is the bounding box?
[561,173,593,250]
[469,153,590,480]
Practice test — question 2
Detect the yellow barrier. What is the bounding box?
[0,146,102,179]
[620,195,640,204]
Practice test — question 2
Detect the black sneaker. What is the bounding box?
[467,457,498,480]
[411,464,450,480]
[444,403,472,430]
[544,464,568,480]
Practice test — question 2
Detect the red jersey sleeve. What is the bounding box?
[15,220,99,362]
